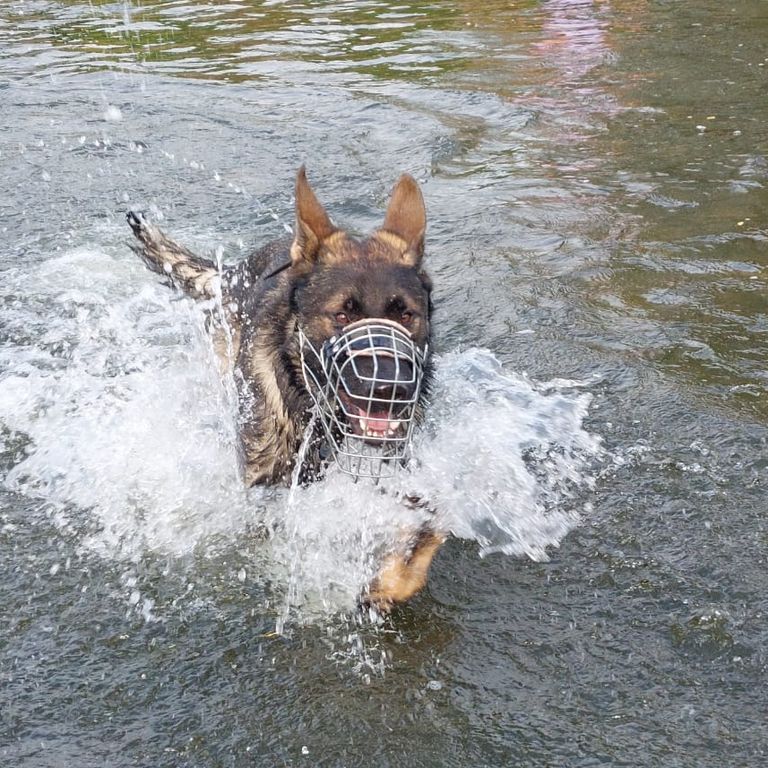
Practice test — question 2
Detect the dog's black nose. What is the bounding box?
[346,354,416,401]
[372,379,412,402]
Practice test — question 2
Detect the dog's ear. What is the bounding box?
[291,166,336,268]
[381,174,426,267]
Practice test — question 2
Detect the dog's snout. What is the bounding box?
[348,353,416,400]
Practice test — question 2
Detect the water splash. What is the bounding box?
[403,348,601,559]
[0,246,602,627]
[0,247,251,561]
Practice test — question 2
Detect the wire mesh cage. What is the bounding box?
[299,318,428,480]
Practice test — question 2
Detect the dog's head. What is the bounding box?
[287,168,432,475]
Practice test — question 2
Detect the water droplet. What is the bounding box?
[103,105,123,123]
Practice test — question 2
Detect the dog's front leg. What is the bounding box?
[365,521,446,612]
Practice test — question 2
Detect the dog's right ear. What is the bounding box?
[290,166,336,269]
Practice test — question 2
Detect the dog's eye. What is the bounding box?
[335,312,349,325]
[400,310,414,326]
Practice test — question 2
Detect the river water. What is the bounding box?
[1,1,767,766]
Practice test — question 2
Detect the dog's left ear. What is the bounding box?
[291,166,337,269]
[381,174,426,267]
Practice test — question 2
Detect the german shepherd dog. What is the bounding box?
[127,168,444,610]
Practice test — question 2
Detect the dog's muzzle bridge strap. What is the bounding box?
[298,319,427,481]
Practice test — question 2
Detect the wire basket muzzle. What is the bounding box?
[299,318,427,480]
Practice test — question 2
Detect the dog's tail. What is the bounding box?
[127,211,220,300]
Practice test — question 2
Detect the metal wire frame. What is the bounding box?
[298,318,428,480]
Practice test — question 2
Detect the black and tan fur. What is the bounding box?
[128,168,444,609]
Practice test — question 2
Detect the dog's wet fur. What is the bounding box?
[128,168,444,610]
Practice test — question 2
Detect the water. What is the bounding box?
[1,1,767,765]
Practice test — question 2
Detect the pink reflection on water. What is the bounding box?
[536,0,612,80]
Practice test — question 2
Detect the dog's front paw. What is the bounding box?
[366,554,424,609]
[360,592,395,616]
[364,530,446,612]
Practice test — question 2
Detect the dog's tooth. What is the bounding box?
[390,420,401,431]
[359,418,367,433]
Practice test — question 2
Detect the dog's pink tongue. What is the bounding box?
[348,403,399,436]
